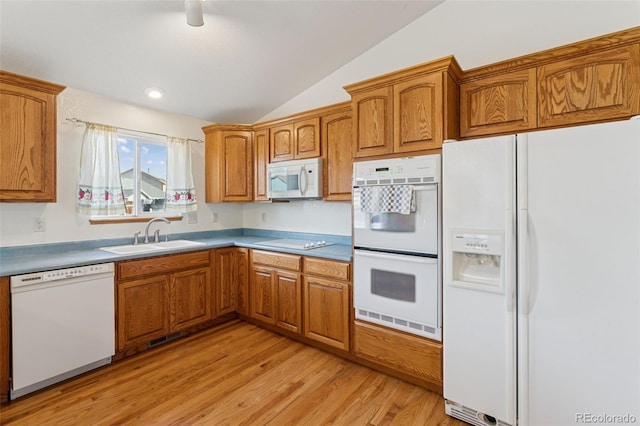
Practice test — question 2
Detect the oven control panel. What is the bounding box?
[353,154,440,185]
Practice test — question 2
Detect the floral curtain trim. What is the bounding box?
[77,124,126,216]
[165,137,197,213]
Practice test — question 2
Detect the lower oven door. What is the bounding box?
[354,249,441,340]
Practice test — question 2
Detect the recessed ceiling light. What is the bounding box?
[144,87,165,99]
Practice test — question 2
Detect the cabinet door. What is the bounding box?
[460,68,538,137]
[170,267,212,332]
[117,276,170,351]
[254,129,270,201]
[275,270,302,333]
[394,73,442,153]
[294,117,321,159]
[270,124,294,162]
[235,248,250,316]
[0,74,63,202]
[0,277,8,403]
[222,131,253,201]
[538,44,640,128]
[322,110,353,201]
[352,86,394,158]
[214,248,237,316]
[250,266,276,324]
[303,276,350,351]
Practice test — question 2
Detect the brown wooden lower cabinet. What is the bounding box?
[116,250,212,352]
[170,267,212,331]
[235,248,250,316]
[353,319,443,392]
[249,250,302,334]
[249,265,276,324]
[303,257,351,351]
[117,275,170,350]
[303,276,350,351]
[214,247,250,317]
[274,270,301,333]
[0,276,9,403]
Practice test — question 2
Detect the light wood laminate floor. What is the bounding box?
[0,320,467,425]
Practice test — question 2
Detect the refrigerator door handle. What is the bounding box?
[518,209,530,315]
[517,208,530,426]
[505,209,516,314]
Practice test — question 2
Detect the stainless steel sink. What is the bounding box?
[99,239,206,255]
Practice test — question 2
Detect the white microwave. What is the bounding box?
[267,157,323,199]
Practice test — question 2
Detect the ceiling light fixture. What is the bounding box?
[185,0,204,27]
[144,87,165,99]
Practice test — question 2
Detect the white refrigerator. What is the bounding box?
[442,118,640,426]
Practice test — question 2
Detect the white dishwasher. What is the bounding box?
[10,263,115,399]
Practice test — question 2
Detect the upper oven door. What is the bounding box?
[353,184,439,255]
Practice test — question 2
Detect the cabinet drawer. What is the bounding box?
[303,257,350,281]
[251,250,301,271]
[117,250,211,281]
[354,320,442,386]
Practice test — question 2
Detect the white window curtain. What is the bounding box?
[77,124,126,216]
[165,137,197,213]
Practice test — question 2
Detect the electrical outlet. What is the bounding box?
[212,212,218,223]
[187,212,197,224]
[261,212,267,223]
[33,217,45,232]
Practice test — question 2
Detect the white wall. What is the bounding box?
[243,201,352,236]
[260,0,640,120]
[0,88,243,247]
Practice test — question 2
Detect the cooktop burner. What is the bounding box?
[256,238,334,250]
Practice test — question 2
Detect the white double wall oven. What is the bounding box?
[352,154,442,340]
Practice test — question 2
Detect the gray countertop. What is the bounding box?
[0,230,353,276]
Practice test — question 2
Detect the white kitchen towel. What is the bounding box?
[360,185,414,214]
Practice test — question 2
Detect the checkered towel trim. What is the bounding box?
[360,185,415,215]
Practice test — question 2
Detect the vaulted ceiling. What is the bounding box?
[0,1,443,123]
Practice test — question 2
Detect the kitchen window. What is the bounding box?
[117,133,168,215]
[78,122,197,221]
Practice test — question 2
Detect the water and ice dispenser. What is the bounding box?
[450,231,504,292]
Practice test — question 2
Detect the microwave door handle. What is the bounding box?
[299,165,307,195]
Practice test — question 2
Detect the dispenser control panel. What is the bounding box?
[451,232,503,256]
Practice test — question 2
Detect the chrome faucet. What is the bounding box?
[144,217,170,243]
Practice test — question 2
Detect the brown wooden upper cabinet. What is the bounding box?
[253,128,270,201]
[345,56,461,159]
[459,28,640,137]
[202,124,254,202]
[269,117,320,162]
[460,69,538,137]
[0,71,65,202]
[321,102,353,201]
[537,43,640,128]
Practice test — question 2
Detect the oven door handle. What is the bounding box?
[354,249,437,264]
